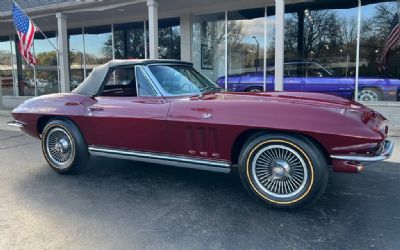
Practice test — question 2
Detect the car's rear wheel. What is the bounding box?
[238,133,328,209]
[246,87,263,93]
[41,119,89,174]
[357,88,382,101]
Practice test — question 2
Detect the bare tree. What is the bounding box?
[339,17,357,58]
[285,10,342,61]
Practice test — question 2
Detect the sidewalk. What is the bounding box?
[365,104,400,137]
[0,108,18,132]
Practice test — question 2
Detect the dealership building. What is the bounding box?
[0,0,399,105]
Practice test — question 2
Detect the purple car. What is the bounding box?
[217,62,400,101]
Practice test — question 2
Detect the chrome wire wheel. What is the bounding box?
[251,145,308,199]
[45,127,75,169]
[357,89,379,101]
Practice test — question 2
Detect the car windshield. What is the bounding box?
[148,65,222,95]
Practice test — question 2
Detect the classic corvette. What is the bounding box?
[217,62,400,101]
[8,59,394,209]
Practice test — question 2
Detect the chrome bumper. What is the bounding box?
[7,120,26,128]
[330,140,394,162]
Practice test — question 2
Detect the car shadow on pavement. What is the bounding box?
[12,156,400,249]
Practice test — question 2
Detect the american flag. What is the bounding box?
[379,22,400,70]
[12,2,37,65]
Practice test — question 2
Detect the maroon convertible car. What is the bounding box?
[8,59,394,209]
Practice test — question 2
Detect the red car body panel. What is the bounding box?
[11,90,387,169]
[84,96,171,152]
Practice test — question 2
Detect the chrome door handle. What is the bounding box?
[88,106,104,111]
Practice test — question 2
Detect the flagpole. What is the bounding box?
[32,40,37,96]
[33,64,37,96]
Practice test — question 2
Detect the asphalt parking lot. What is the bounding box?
[0,125,399,250]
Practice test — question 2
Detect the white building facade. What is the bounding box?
[0,0,399,104]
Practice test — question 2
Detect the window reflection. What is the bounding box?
[359,1,400,101]
[84,25,112,75]
[0,36,14,96]
[114,22,146,59]
[193,13,226,82]
[68,28,85,90]
[33,32,59,96]
[227,8,268,92]
[159,18,181,59]
[284,6,358,97]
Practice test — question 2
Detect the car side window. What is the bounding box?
[306,64,327,77]
[101,67,137,97]
[284,64,305,77]
[136,67,157,97]
[284,64,297,77]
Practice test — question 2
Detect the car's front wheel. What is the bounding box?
[41,119,89,174]
[238,133,328,209]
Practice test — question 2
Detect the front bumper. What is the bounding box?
[7,120,26,128]
[330,140,394,162]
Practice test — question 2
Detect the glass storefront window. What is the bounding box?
[34,31,59,95]
[68,28,85,90]
[84,25,112,75]
[18,59,34,96]
[114,22,146,60]
[0,36,14,96]
[158,18,181,59]
[359,1,400,102]
[284,6,358,98]
[193,13,226,83]
[227,8,267,92]
[15,34,38,96]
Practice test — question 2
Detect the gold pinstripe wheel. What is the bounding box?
[238,133,328,209]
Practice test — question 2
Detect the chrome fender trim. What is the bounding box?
[88,146,231,173]
[330,140,394,162]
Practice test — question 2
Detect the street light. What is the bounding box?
[252,36,260,72]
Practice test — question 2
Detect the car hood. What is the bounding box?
[216,91,386,135]
[207,91,357,109]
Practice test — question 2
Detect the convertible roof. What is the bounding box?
[72,59,193,96]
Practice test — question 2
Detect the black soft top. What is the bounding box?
[72,59,193,96]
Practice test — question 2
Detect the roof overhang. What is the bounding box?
[0,0,389,36]
[0,0,145,18]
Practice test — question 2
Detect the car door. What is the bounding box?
[85,65,170,153]
[283,63,304,92]
[302,63,339,95]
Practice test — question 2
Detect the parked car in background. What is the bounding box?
[0,77,14,95]
[9,59,394,209]
[217,62,400,101]
[0,77,35,96]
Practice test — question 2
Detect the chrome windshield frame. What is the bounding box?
[141,63,222,97]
